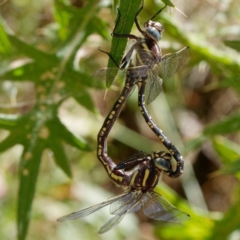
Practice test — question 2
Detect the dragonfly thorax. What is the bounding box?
[127,161,161,192]
[144,20,163,42]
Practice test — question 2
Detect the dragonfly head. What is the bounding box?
[152,151,171,171]
[144,20,164,42]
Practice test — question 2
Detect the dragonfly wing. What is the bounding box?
[143,191,190,222]
[145,71,163,105]
[157,46,189,80]
[92,65,148,90]
[98,212,127,234]
[92,67,127,89]
[57,193,129,221]
[99,192,144,233]
[110,191,143,215]
[127,65,149,80]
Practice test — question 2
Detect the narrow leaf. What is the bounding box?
[0,113,20,128]
[0,25,12,54]
[184,135,207,154]
[204,111,240,135]
[106,0,142,87]
[210,202,240,239]
[224,40,240,52]
[17,139,45,240]
[161,0,175,7]
[6,34,58,64]
[212,136,240,163]
[49,117,92,151]
[0,131,24,152]
[49,137,72,177]
[73,90,96,113]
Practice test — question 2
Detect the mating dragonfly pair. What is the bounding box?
[58,2,190,233]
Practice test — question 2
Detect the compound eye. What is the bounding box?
[145,26,162,41]
[153,22,164,32]
[144,20,163,41]
[145,20,164,32]
[154,157,171,171]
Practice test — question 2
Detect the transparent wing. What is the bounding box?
[92,67,126,89]
[143,191,190,222]
[99,191,144,234]
[145,71,163,105]
[57,193,128,222]
[92,65,149,89]
[157,46,189,80]
[110,191,143,215]
[98,212,127,234]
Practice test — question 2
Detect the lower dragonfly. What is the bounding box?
[58,150,190,234]
[97,2,189,178]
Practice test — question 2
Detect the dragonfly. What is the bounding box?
[58,150,190,234]
[96,2,189,178]
[58,5,190,232]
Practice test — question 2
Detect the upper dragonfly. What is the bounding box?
[95,2,189,178]
[97,3,189,105]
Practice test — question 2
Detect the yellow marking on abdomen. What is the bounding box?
[98,156,107,166]
[110,172,123,182]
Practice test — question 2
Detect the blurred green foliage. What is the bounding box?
[0,0,240,240]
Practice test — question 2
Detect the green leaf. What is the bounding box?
[161,0,175,7]
[0,61,52,82]
[49,117,92,151]
[184,135,207,154]
[56,0,98,62]
[218,160,240,175]
[223,40,240,52]
[212,136,240,163]
[0,131,24,152]
[210,202,240,239]
[49,137,72,177]
[212,136,240,176]
[73,90,96,113]
[204,111,240,135]
[17,138,45,240]
[0,113,20,128]
[0,25,12,54]
[6,34,58,64]
[106,0,142,87]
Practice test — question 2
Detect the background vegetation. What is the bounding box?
[0,0,240,239]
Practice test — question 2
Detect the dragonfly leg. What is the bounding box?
[149,4,167,21]
[111,6,139,40]
[137,81,184,178]
[98,47,122,69]
[134,1,145,34]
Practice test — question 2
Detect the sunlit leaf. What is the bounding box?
[210,202,240,239]
[6,34,58,64]
[184,135,207,154]
[49,136,72,177]
[161,0,175,7]
[204,111,240,135]
[223,40,240,52]
[0,25,12,54]
[106,0,142,87]
[212,136,240,163]
[17,139,45,240]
